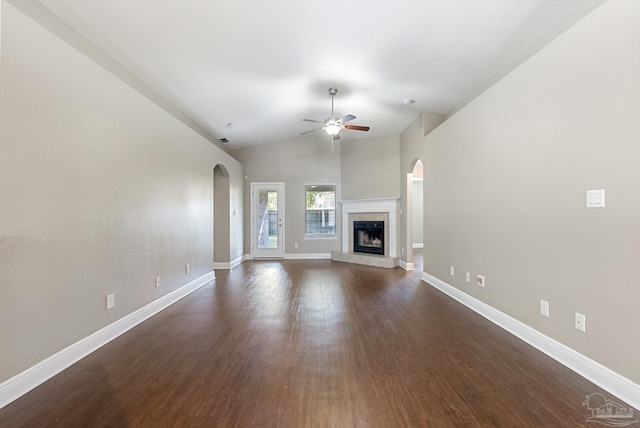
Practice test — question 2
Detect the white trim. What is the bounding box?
[339,197,400,258]
[305,183,338,239]
[284,252,332,260]
[399,259,415,271]
[243,253,253,261]
[412,243,424,249]
[303,235,338,240]
[213,255,244,270]
[250,182,285,259]
[230,255,244,268]
[0,271,215,410]
[213,262,230,270]
[421,272,640,411]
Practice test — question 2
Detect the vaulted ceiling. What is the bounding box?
[38,0,604,149]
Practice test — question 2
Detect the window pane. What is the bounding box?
[257,190,278,248]
[305,185,336,235]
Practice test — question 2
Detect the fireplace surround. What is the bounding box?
[331,198,399,268]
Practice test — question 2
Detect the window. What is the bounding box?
[305,184,336,236]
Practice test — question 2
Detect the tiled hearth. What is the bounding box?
[331,198,399,268]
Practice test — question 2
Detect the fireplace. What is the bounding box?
[333,198,398,268]
[353,221,385,255]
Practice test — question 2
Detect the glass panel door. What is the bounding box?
[252,183,284,258]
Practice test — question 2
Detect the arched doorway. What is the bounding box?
[406,159,423,271]
[213,164,231,269]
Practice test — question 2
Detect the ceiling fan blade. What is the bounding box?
[303,118,324,124]
[343,124,370,132]
[338,114,356,124]
[300,128,322,136]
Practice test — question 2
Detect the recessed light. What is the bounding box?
[227,122,235,128]
[402,99,416,106]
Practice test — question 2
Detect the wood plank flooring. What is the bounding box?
[1,258,635,427]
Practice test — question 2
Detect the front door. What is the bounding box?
[252,183,284,258]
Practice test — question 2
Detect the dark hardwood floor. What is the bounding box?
[1,256,634,427]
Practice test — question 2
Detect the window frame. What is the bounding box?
[304,183,338,240]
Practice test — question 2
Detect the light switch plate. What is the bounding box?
[587,190,605,208]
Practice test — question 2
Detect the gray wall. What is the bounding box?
[234,134,404,256]
[0,3,243,383]
[341,135,401,201]
[399,113,445,263]
[411,180,423,245]
[234,136,342,255]
[214,165,231,263]
[422,0,639,384]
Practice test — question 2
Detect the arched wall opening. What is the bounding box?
[213,164,231,269]
[406,158,423,271]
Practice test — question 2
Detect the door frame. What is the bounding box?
[251,182,285,259]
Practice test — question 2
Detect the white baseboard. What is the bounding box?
[421,272,640,411]
[213,255,246,270]
[213,262,230,269]
[0,271,215,410]
[399,259,415,271]
[247,253,331,260]
[284,252,332,260]
[230,255,244,268]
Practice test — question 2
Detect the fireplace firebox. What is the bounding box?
[353,221,384,255]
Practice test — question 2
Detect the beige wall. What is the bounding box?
[0,3,243,382]
[340,135,401,201]
[422,0,640,383]
[214,165,231,263]
[3,0,636,403]
[234,136,342,255]
[399,112,445,263]
[235,134,404,256]
[412,180,423,245]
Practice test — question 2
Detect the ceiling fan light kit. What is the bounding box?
[301,88,370,140]
[324,121,341,136]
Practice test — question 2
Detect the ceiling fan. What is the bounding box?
[300,88,370,141]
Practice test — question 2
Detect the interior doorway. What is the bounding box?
[213,164,230,269]
[406,159,423,271]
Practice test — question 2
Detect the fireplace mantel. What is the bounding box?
[339,198,400,259]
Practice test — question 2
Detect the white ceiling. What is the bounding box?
[38,0,604,150]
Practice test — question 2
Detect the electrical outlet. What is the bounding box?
[155,276,160,288]
[185,264,190,274]
[449,266,455,276]
[294,242,299,249]
[476,275,485,287]
[540,299,549,317]
[575,312,586,332]
[106,294,115,309]
[465,272,470,283]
